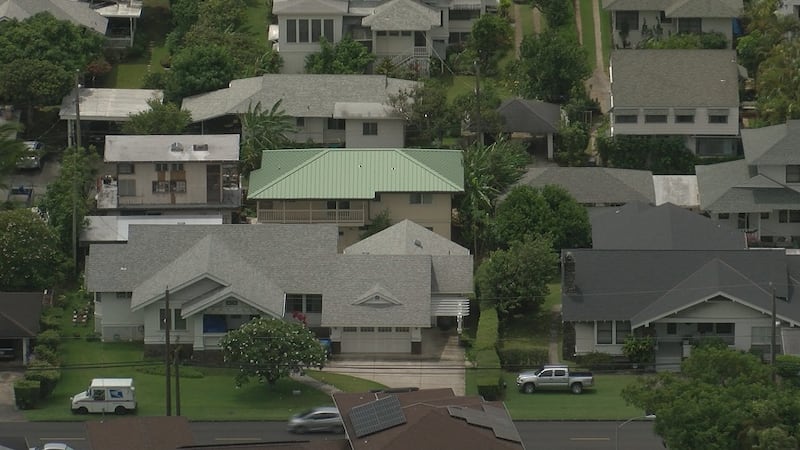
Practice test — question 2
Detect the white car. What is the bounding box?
[287,406,344,434]
[30,444,76,450]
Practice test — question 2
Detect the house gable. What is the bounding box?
[353,284,402,307]
[362,0,440,31]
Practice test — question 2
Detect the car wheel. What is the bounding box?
[76,407,88,415]
[115,406,127,415]
[571,383,583,394]
[523,383,535,394]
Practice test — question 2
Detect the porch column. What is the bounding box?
[67,119,74,148]
[193,316,204,350]
[547,132,554,160]
[22,337,30,365]
[372,30,377,54]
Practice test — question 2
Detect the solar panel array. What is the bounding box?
[349,395,407,438]
[447,405,522,443]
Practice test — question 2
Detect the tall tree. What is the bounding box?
[475,235,558,320]
[457,136,528,255]
[0,59,72,126]
[622,343,800,450]
[493,185,591,251]
[165,45,238,102]
[452,80,505,138]
[305,37,375,74]
[238,100,294,176]
[0,209,66,290]
[509,29,590,103]
[466,14,514,75]
[387,80,457,146]
[756,38,800,124]
[0,123,27,187]
[38,146,100,259]
[220,317,328,386]
[122,98,192,135]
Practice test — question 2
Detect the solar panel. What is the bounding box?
[349,395,407,438]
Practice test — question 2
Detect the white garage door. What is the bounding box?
[341,327,411,353]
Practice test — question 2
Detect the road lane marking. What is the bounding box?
[214,437,261,441]
[570,437,610,441]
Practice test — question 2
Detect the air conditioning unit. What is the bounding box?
[170,142,184,152]
[193,144,209,151]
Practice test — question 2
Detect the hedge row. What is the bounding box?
[15,328,64,409]
[473,306,505,401]
[497,348,549,371]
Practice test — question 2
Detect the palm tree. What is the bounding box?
[238,100,294,176]
[0,122,27,189]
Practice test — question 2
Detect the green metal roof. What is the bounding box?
[247,148,464,199]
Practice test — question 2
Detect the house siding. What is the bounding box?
[95,292,144,342]
[611,107,739,136]
[611,11,734,49]
[345,119,405,148]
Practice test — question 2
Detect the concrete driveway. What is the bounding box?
[323,329,468,395]
[0,371,25,422]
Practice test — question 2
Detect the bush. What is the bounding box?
[36,329,61,351]
[473,306,505,400]
[136,364,205,378]
[24,360,61,398]
[39,314,60,331]
[575,351,616,371]
[85,332,101,342]
[14,379,40,410]
[33,345,59,365]
[497,347,549,370]
[776,354,800,386]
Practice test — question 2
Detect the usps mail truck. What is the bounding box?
[70,378,136,415]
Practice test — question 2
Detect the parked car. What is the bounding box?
[16,141,43,170]
[29,444,76,450]
[287,406,343,434]
[0,339,14,360]
[515,365,594,394]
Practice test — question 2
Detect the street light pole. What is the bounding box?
[616,414,656,450]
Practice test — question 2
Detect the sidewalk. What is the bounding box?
[0,371,25,422]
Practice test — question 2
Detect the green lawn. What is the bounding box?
[304,370,387,392]
[599,6,612,70]
[503,374,644,419]
[517,4,535,37]
[243,0,270,46]
[578,0,597,70]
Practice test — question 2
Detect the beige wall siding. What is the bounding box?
[380,192,452,239]
[121,162,218,205]
[345,119,405,148]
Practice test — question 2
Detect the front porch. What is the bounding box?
[255,200,367,225]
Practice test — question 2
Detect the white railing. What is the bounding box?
[257,208,365,225]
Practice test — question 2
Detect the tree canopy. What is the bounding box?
[165,45,238,101]
[493,185,591,251]
[0,123,27,187]
[305,36,375,74]
[0,209,66,290]
[622,343,800,449]
[509,29,590,103]
[388,80,457,146]
[220,317,328,386]
[0,59,72,124]
[466,14,514,75]
[122,98,192,135]
[238,100,294,176]
[476,235,558,321]
[597,135,697,174]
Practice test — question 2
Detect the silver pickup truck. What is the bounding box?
[515,365,594,394]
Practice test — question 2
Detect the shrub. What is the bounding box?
[24,360,61,398]
[33,345,59,365]
[474,306,505,400]
[136,364,205,378]
[621,335,655,365]
[497,347,549,370]
[14,379,40,410]
[85,332,102,342]
[36,329,61,351]
[776,354,800,386]
[39,314,60,331]
[575,352,615,371]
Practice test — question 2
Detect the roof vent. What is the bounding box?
[414,239,423,248]
[193,144,209,152]
[170,142,184,152]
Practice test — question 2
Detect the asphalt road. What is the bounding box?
[0,420,665,449]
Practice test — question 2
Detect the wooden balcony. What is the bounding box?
[257,208,365,225]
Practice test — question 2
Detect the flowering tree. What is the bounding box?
[220,317,327,386]
[0,209,66,290]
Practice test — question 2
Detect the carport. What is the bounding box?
[0,292,47,365]
[497,98,562,160]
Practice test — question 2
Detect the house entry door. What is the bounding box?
[207,165,221,203]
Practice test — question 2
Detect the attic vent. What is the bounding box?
[193,144,209,152]
[563,252,576,294]
[170,142,184,152]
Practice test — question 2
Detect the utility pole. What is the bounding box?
[474,59,482,146]
[174,347,181,416]
[165,287,172,416]
[72,71,82,276]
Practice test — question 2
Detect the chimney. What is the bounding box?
[563,252,576,294]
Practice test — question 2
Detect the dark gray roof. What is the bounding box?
[496,99,560,134]
[561,249,800,327]
[362,0,440,30]
[743,120,800,165]
[0,0,108,33]
[517,167,655,204]
[0,292,43,338]
[602,0,741,16]
[591,202,746,250]
[695,159,750,211]
[611,50,740,108]
[695,158,800,213]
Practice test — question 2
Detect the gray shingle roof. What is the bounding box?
[602,0,741,16]
[744,120,800,165]
[611,50,740,108]
[561,249,800,326]
[517,167,655,204]
[181,75,418,122]
[362,0,440,31]
[272,0,348,14]
[591,202,746,250]
[695,159,750,211]
[0,292,43,338]
[496,99,560,134]
[0,0,107,33]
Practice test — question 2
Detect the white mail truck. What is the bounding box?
[70,378,136,415]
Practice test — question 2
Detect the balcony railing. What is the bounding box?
[257,208,365,225]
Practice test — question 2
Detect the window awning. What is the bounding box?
[431,297,470,317]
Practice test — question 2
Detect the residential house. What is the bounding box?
[59,88,162,147]
[271,0,497,74]
[696,120,800,246]
[561,248,800,370]
[181,75,417,148]
[95,134,241,222]
[0,0,140,47]
[514,166,655,220]
[85,222,472,355]
[778,0,800,18]
[0,292,46,365]
[610,49,742,157]
[332,388,523,450]
[591,202,746,250]
[248,148,464,249]
[602,0,742,49]
[496,98,561,160]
